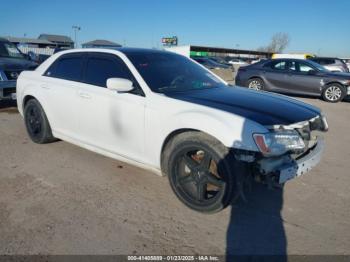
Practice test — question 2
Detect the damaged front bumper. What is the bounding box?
[257,137,325,184]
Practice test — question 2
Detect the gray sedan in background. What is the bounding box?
[235,58,350,103]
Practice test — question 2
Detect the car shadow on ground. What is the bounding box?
[226,182,286,261]
[343,96,350,103]
[215,144,287,260]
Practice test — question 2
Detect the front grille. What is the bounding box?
[3,87,16,97]
[4,70,22,80]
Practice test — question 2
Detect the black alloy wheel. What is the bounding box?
[165,132,237,213]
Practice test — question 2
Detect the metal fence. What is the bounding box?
[18,46,54,56]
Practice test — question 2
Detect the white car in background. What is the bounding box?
[342,58,350,71]
[227,58,249,66]
[17,48,328,213]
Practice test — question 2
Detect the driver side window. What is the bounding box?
[298,62,314,73]
[83,54,144,96]
[85,56,131,87]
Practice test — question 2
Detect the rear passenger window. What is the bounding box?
[46,56,84,81]
[84,57,134,87]
[271,61,287,70]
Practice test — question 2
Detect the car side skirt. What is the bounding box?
[52,130,164,177]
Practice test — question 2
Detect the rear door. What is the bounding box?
[41,53,86,139]
[75,52,146,161]
[262,60,290,92]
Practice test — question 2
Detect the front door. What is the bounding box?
[285,60,323,96]
[75,53,146,161]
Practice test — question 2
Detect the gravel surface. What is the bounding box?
[0,97,349,255]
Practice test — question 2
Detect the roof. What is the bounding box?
[49,48,171,57]
[115,47,172,55]
[6,36,53,45]
[39,34,74,43]
[82,39,122,47]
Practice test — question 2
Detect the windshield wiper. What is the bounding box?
[158,86,178,92]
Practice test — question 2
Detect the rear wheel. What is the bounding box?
[24,99,56,144]
[322,84,345,103]
[163,132,239,213]
[247,78,264,91]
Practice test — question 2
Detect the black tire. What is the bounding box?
[247,77,264,91]
[24,99,56,144]
[322,84,345,103]
[163,131,239,213]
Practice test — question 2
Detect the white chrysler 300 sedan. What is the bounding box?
[17,48,328,213]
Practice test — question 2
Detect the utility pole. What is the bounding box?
[72,25,81,48]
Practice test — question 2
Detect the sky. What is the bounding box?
[1,0,349,57]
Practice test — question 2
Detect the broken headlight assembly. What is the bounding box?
[253,130,305,157]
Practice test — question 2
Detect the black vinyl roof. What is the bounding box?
[115,47,171,55]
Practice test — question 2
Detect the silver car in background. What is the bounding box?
[342,58,350,71]
[310,57,349,73]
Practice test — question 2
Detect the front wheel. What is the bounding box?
[163,132,238,213]
[322,84,345,103]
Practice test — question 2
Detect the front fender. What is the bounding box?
[146,107,268,169]
[168,109,266,150]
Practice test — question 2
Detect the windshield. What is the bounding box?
[0,42,25,59]
[127,52,225,93]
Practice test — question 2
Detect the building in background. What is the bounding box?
[38,34,74,49]
[4,36,56,56]
[6,37,56,49]
[82,39,122,49]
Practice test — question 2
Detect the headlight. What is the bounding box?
[253,130,305,157]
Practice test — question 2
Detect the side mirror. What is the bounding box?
[106,78,134,93]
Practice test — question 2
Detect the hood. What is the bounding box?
[0,57,38,71]
[166,86,321,126]
[323,71,350,79]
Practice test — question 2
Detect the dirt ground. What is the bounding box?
[0,97,349,256]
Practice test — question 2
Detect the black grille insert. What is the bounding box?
[3,88,16,97]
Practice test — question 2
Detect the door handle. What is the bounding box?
[41,84,50,89]
[78,91,91,99]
